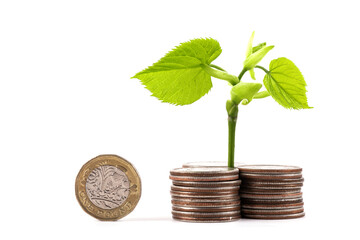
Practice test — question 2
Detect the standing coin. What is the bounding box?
[75,154,141,221]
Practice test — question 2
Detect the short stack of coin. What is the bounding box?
[169,167,241,222]
[238,165,305,219]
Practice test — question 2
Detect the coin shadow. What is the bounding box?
[124,217,171,222]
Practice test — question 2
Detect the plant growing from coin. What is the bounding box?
[132,32,311,168]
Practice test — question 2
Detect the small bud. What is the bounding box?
[230,82,263,105]
[243,45,274,70]
[252,42,266,54]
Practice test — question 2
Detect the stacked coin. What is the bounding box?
[169,167,241,222]
[238,165,305,219]
[183,161,244,168]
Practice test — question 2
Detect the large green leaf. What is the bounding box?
[132,38,222,105]
[263,57,312,109]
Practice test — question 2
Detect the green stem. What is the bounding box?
[201,64,239,85]
[228,114,237,168]
[255,65,269,74]
[238,68,247,81]
[209,64,227,72]
[226,101,238,168]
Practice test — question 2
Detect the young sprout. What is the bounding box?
[132,32,311,167]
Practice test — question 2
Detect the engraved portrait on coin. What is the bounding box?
[86,165,130,209]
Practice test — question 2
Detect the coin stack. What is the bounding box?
[169,167,242,222]
[238,165,305,219]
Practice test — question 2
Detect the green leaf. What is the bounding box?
[132,38,222,105]
[230,82,262,105]
[263,57,312,109]
[245,31,255,58]
[253,90,270,99]
[249,68,256,80]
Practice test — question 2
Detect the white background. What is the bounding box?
[1,0,359,239]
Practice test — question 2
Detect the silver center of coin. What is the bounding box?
[86,165,130,209]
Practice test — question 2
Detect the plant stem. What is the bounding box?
[255,65,269,73]
[209,64,227,72]
[238,68,247,81]
[226,101,238,168]
[228,114,237,168]
[201,64,239,85]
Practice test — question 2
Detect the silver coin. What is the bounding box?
[240,184,303,191]
[242,212,305,219]
[238,165,302,174]
[172,215,241,222]
[240,188,301,194]
[241,197,303,204]
[182,161,245,168]
[171,185,240,193]
[172,195,240,202]
[241,207,304,215]
[172,210,241,218]
[172,179,241,187]
[240,192,302,200]
[172,198,241,207]
[170,174,239,182]
[170,167,239,176]
[172,204,241,212]
[240,173,302,180]
[170,191,239,198]
[241,202,304,210]
[242,178,304,183]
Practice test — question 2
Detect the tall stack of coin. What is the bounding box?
[238,165,305,219]
[169,167,241,222]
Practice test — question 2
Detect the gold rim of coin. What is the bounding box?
[75,154,141,221]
